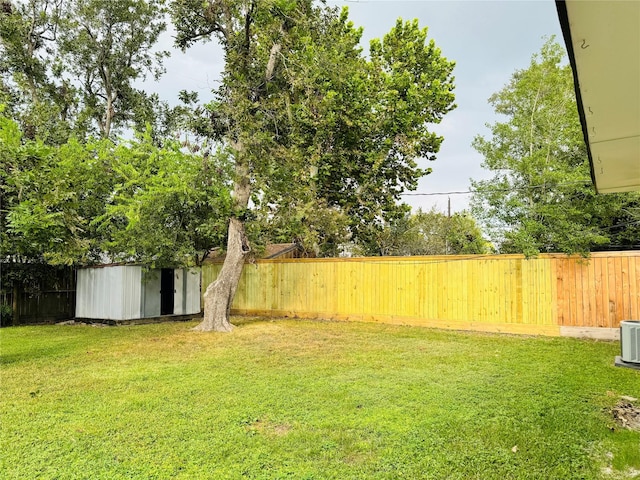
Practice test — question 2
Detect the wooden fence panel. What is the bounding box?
[1,265,76,325]
[202,251,640,335]
[551,252,640,328]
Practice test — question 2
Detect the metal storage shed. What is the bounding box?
[75,265,201,321]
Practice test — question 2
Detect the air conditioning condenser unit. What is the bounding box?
[615,320,640,370]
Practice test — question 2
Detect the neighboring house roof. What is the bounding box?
[263,243,300,259]
[556,0,640,193]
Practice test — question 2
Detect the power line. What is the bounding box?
[400,180,593,197]
[401,190,473,197]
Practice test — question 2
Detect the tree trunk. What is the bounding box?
[195,149,250,332]
[194,218,249,332]
[193,32,283,332]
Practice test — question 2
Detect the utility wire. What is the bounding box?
[400,180,592,197]
[401,190,473,197]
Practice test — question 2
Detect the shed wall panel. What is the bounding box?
[106,266,123,320]
[76,266,122,319]
[76,266,141,320]
[185,268,201,315]
[120,266,142,320]
[75,269,91,318]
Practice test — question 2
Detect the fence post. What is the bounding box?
[12,285,19,326]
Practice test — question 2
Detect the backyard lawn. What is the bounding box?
[1,318,639,479]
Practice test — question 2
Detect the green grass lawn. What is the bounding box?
[1,318,639,479]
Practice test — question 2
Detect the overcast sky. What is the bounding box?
[147,0,564,214]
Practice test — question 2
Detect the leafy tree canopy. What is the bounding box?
[1,109,231,266]
[355,208,492,257]
[0,0,168,140]
[471,38,640,256]
[170,2,457,253]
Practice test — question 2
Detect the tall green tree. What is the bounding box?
[0,108,105,264]
[0,0,168,140]
[94,132,233,267]
[170,1,456,331]
[57,0,168,138]
[471,38,640,256]
[0,0,74,143]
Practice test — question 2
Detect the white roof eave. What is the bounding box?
[557,0,640,193]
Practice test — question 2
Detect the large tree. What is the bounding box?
[57,0,168,138]
[0,0,74,143]
[471,38,640,256]
[0,0,168,139]
[170,1,456,331]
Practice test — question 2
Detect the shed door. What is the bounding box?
[141,270,161,318]
[160,269,174,315]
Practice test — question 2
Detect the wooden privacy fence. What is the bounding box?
[1,265,76,326]
[202,251,640,336]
